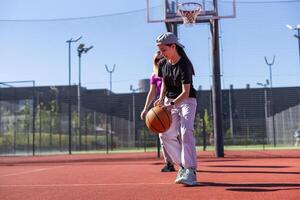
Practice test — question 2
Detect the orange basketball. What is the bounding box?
[145,106,172,134]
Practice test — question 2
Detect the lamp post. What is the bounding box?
[105,64,116,150]
[286,24,300,70]
[257,80,269,149]
[66,36,81,154]
[130,85,140,147]
[228,85,234,141]
[264,56,276,147]
[264,56,275,89]
[77,43,93,150]
[105,64,116,94]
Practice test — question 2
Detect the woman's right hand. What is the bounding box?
[140,109,147,121]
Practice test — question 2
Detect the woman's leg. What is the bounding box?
[159,109,181,166]
[161,145,173,163]
[179,98,197,169]
[175,98,198,186]
[160,145,176,172]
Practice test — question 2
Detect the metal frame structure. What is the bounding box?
[77,43,93,150]
[66,36,82,154]
[145,0,237,157]
[146,0,236,24]
[0,80,36,155]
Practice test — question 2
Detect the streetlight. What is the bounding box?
[105,64,116,94]
[257,80,269,147]
[105,64,116,150]
[264,56,275,89]
[264,56,277,147]
[66,36,82,154]
[286,24,300,71]
[257,79,276,147]
[77,43,93,150]
[130,85,140,147]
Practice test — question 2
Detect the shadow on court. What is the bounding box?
[198,170,300,175]
[185,182,300,192]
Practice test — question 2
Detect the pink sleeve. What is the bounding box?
[150,73,156,85]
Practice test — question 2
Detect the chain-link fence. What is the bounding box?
[0,91,162,155]
[267,103,300,146]
[0,100,161,155]
[0,85,300,156]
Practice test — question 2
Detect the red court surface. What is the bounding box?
[1,150,300,200]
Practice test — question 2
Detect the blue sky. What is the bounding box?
[0,0,299,93]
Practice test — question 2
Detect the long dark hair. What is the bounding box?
[166,44,195,75]
[176,45,195,75]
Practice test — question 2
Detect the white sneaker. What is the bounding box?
[180,168,197,186]
[174,167,186,183]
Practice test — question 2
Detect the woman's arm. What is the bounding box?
[140,84,156,120]
[171,84,190,106]
[143,84,156,110]
[154,80,166,106]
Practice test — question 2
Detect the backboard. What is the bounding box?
[146,0,236,24]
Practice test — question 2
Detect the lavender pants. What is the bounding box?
[159,97,197,169]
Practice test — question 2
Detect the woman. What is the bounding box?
[140,51,176,172]
[154,32,198,186]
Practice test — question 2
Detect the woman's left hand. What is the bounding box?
[163,104,173,111]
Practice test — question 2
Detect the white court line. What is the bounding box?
[1,166,65,177]
[0,182,173,187]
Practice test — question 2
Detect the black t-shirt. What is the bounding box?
[158,57,197,99]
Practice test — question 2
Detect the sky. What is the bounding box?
[0,0,299,93]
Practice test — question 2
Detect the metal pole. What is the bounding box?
[130,85,140,148]
[78,53,82,150]
[68,41,72,154]
[66,36,81,154]
[210,18,224,157]
[263,83,268,150]
[128,104,131,147]
[133,91,136,147]
[110,73,112,92]
[264,56,275,89]
[77,43,93,151]
[298,29,300,70]
[257,81,269,150]
[264,56,276,147]
[106,113,109,154]
[32,81,36,156]
[105,64,116,150]
[229,85,234,141]
[39,93,42,150]
[105,64,116,94]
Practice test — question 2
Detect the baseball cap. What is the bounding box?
[156,32,185,48]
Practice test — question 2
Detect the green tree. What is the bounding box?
[204,109,213,133]
[194,113,203,141]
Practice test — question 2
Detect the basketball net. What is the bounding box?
[177,2,203,24]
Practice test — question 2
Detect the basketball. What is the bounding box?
[145,106,172,134]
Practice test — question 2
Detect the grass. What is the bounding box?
[1,131,298,156]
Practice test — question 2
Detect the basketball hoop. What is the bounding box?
[177,2,203,24]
